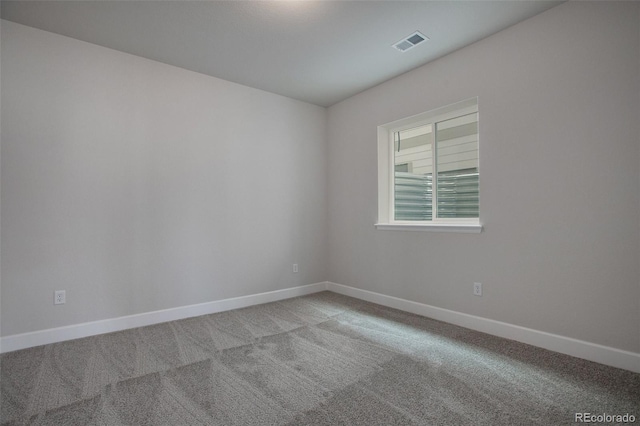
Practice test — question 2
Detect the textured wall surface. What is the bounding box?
[1,21,327,336]
[327,1,640,352]
[2,2,639,356]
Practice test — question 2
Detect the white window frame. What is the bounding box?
[375,98,482,233]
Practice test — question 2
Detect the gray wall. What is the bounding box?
[327,1,640,352]
[0,18,3,344]
[1,21,327,336]
[2,2,640,356]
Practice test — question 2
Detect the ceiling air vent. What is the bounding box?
[392,31,429,53]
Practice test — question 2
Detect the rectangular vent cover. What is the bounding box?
[393,31,428,52]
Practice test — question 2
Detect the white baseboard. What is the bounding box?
[4,281,639,374]
[0,282,329,354]
[327,282,640,374]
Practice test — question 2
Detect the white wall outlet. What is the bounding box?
[293,264,299,273]
[473,282,482,297]
[54,290,66,305]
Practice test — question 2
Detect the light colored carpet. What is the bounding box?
[1,291,638,425]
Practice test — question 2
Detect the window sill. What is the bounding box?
[374,222,483,233]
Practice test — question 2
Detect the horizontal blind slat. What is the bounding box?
[394,169,479,221]
[437,168,479,218]
[394,171,432,220]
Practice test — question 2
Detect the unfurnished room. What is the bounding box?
[0,1,639,424]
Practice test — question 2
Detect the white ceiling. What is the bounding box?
[1,1,563,107]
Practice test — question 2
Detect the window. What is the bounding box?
[376,98,482,232]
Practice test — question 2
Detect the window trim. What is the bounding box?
[376,98,482,233]
[374,222,483,233]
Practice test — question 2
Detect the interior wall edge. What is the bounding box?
[327,282,640,374]
[3,280,638,374]
[0,281,330,353]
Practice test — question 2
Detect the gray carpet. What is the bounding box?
[1,291,638,425]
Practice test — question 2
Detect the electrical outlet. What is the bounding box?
[473,282,482,297]
[54,290,66,305]
[293,264,299,273]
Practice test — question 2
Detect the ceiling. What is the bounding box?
[1,1,563,107]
